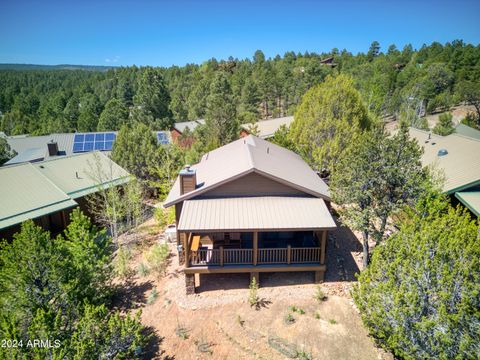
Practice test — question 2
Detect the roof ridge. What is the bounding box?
[244,137,255,169]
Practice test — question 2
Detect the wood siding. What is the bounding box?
[200,172,306,198]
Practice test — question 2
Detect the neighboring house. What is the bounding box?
[0,151,130,240]
[171,119,205,145]
[164,135,336,294]
[4,130,171,166]
[409,127,480,217]
[240,116,294,139]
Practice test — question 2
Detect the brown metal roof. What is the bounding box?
[240,116,294,138]
[177,196,336,232]
[164,135,330,207]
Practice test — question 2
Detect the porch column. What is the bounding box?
[320,230,327,265]
[184,232,192,269]
[253,231,258,266]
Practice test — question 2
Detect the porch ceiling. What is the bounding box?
[177,196,336,232]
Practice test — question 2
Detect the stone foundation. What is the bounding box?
[185,273,195,295]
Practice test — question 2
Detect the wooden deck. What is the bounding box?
[184,263,326,274]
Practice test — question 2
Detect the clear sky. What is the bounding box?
[0,0,479,67]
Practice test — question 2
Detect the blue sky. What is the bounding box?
[0,0,479,66]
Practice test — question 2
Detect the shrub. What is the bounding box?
[313,285,327,302]
[354,200,480,359]
[236,314,245,327]
[248,277,260,308]
[297,350,313,360]
[138,262,150,277]
[154,207,168,228]
[115,246,133,280]
[329,319,337,325]
[145,244,169,277]
[175,325,189,340]
[314,312,321,320]
[147,287,158,304]
[283,313,295,325]
[460,111,480,129]
[288,305,305,314]
[194,335,213,354]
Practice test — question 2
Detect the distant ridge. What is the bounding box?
[0,63,116,72]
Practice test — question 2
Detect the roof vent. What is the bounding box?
[437,149,448,157]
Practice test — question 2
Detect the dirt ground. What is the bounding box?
[114,219,391,360]
[384,104,476,133]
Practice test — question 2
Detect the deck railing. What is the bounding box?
[189,247,321,266]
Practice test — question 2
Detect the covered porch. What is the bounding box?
[186,231,326,267]
[177,196,336,294]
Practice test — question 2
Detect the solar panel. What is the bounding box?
[73,142,83,152]
[157,132,169,145]
[72,132,117,153]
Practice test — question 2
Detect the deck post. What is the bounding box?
[220,246,224,267]
[287,245,291,264]
[185,232,192,269]
[320,230,327,265]
[253,232,258,265]
[315,271,324,283]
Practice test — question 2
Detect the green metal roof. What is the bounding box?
[455,191,480,217]
[455,124,480,141]
[33,152,130,199]
[0,163,77,229]
[0,151,130,230]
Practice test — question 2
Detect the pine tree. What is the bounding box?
[133,67,172,129]
[433,112,455,136]
[97,98,129,131]
[331,124,427,268]
[205,72,238,146]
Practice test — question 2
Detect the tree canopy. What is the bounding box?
[331,123,428,268]
[289,74,372,172]
[1,40,478,136]
[354,196,480,359]
[0,209,148,359]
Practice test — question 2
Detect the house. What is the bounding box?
[240,116,294,139]
[409,127,480,217]
[0,151,130,239]
[171,119,205,145]
[163,135,336,294]
[4,130,171,166]
[319,56,337,67]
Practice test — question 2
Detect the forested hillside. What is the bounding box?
[0,40,479,136]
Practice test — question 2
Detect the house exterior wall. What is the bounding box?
[170,129,182,143]
[199,172,306,198]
